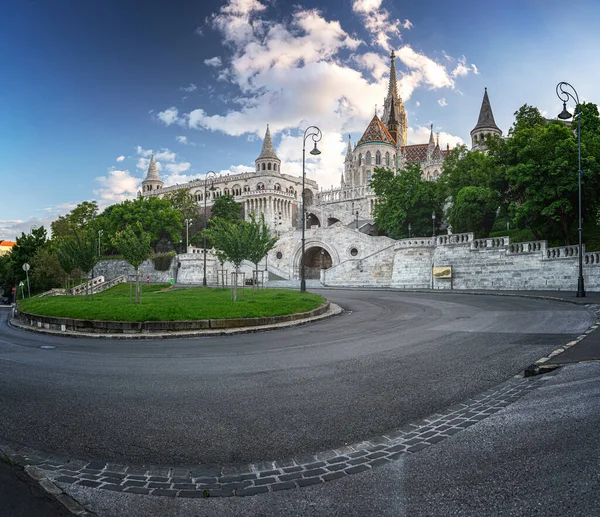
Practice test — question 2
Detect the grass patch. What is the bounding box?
[18,284,326,322]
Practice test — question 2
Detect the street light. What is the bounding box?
[98,229,103,257]
[556,81,585,297]
[408,222,412,238]
[184,218,193,252]
[300,126,322,292]
[203,171,217,287]
[432,211,436,238]
[355,210,359,230]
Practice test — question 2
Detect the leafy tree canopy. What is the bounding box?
[210,194,242,223]
[51,201,99,239]
[370,164,442,239]
[448,186,499,238]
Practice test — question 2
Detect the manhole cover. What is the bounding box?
[40,345,56,350]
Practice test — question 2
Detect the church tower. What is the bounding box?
[344,135,353,186]
[141,154,164,193]
[470,88,502,150]
[255,125,281,173]
[382,51,407,146]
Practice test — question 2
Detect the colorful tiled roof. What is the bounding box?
[0,240,16,247]
[401,144,450,163]
[357,115,396,146]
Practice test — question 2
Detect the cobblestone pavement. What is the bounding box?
[0,373,545,499]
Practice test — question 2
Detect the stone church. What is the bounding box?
[140,52,502,282]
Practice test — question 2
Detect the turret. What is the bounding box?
[470,88,502,150]
[255,125,281,173]
[141,154,164,193]
[427,124,435,160]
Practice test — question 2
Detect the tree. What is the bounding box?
[111,222,152,304]
[1,226,48,296]
[244,214,278,291]
[98,197,182,253]
[29,248,66,293]
[51,201,99,239]
[164,188,199,222]
[62,230,98,299]
[371,164,442,239]
[448,186,499,238]
[210,194,242,222]
[56,241,78,289]
[204,218,250,301]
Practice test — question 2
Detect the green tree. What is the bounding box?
[51,201,99,239]
[204,218,249,301]
[210,194,242,222]
[371,164,442,239]
[2,227,48,295]
[62,230,99,299]
[29,248,66,293]
[244,214,278,290]
[448,186,499,238]
[111,222,152,304]
[98,197,182,253]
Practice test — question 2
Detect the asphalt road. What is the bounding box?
[0,290,594,468]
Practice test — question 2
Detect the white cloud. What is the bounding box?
[116,155,125,162]
[135,146,153,158]
[180,83,197,93]
[164,162,191,174]
[157,106,180,126]
[219,165,255,175]
[155,150,176,162]
[407,126,463,148]
[402,19,413,29]
[352,0,401,52]
[204,56,223,67]
[415,101,420,107]
[438,97,448,107]
[0,217,58,241]
[194,26,203,36]
[472,64,479,74]
[451,56,472,78]
[176,135,188,144]
[94,169,141,206]
[162,0,476,188]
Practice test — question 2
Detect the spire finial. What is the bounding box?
[375,104,378,116]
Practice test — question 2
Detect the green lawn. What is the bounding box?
[18,284,326,322]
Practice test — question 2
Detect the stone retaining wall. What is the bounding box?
[15,303,330,334]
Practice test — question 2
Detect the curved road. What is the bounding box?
[0,290,593,467]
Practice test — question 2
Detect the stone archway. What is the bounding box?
[306,213,321,229]
[303,246,333,279]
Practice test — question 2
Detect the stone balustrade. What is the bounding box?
[507,241,545,254]
[546,245,583,260]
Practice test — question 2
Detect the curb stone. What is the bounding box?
[524,309,600,377]
[8,303,343,340]
[0,373,549,499]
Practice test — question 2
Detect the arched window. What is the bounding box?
[367,170,372,184]
[244,185,250,192]
[274,183,281,191]
[262,163,266,170]
[385,152,390,167]
[358,153,362,166]
[274,163,277,171]
[268,162,272,170]
[366,151,371,165]
[375,151,381,165]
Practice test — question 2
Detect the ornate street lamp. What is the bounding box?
[408,222,411,239]
[203,171,217,287]
[300,126,322,292]
[432,211,436,238]
[556,81,585,297]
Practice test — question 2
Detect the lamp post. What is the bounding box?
[203,171,217,287]
[184,218,193,252]
[300,126,322,292]
[408,223,411,238]
[556,81,585,297]
[432,211,436,238]
[98,229,103,257]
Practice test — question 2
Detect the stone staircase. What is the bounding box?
[36,275,128,298]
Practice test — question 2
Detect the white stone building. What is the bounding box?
[139,51,501,283]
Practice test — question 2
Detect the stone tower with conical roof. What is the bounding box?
[470,88,502,151]
[141,154,164,193]
[382,51,407,146]
[255,125,281,173]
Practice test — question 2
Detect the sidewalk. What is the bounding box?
[547,321,600,364]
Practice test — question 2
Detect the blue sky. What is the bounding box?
[1,0,599,240]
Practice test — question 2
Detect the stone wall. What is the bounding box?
[95,257,177,284]
[324,232,600,292]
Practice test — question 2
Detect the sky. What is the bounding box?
[1,0,599,241]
